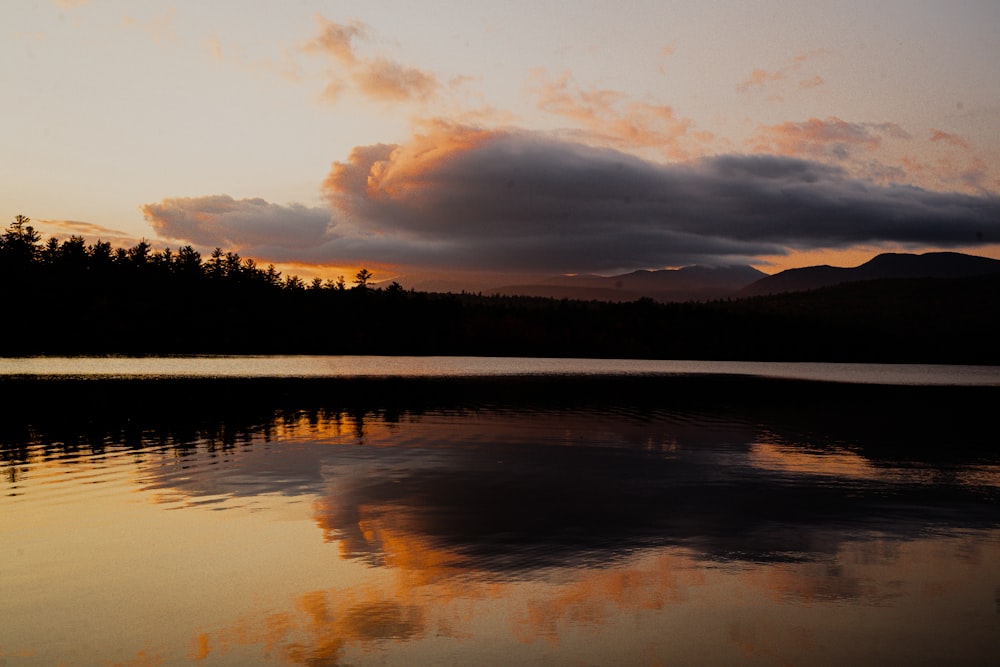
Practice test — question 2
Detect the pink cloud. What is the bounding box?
[929,129,971,150]
[738,49,829,95]
[353,57,439,103]
[748,117,909,160]
[302,15,367,64]
[737,68,785,93]
[301,16,440,105]
[530,70,701,159]
[34,219,141,249]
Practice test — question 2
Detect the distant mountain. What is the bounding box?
[741,251,1000,296]
[491,265,767,302]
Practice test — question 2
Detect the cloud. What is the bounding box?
[315,125,1000,273]
[302,16,367,64]
[929,129,971,150]
[204,35,304,83]
[146,127,1000,275]
[748,117,909,160]
[205,37,223,62]
[353,57,439,102]
[301,15,440,105]
[141,195,331,253]
[122,8,178,45]
[737,68,785,93]
[738,49,829,94]
[529,70,699,159]
[35,219,141,248]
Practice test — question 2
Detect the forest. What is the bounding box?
[3,215,1000,363]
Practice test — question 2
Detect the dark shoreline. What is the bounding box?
[4,374,997,458]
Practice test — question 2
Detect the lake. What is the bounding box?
[2,357,999,665]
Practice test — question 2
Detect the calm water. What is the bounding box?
[2,358,999,665]
[4,355,1000,384]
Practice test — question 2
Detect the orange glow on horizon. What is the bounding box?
[752,242,1000,274]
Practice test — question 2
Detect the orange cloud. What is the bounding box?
[737,68,785,93]
[324,121,495,206]
[529,70,700,159]
[900,150,997,195]
[748,116,909,160]
[929,128,971,150]
[301,15,440,105]
[798,75,825,89]
[302,15,367,64]
[738,49,829,94]
[205,37,223,62]
[354,57,439,103]
[34,219,142,249]
[204,35,304,83]
[122,8,178,45]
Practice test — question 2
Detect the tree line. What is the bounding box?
[1,214,379,291]
[3,215,999,362]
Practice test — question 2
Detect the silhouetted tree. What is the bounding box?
[90,240,113,266]
[354,268,373,289]
[208,248,225,279]
[264,264,282,287]
[1,215,42,264]
[175,245,202,274]
[127,240,151,266]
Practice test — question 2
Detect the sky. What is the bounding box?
[4,0,1000,285]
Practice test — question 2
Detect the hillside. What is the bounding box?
[492,265,767,302]
[742,251,1000,296]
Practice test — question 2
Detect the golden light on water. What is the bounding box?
[2,366,999,664]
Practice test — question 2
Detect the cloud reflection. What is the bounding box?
[5,376,1000,665]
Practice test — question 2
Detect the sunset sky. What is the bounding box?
[4,0,1000,285]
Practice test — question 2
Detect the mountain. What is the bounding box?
[741,251,1000,296]
[490,265,767,302]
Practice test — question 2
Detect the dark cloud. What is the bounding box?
[320,127,1000,272]
[141,195,331,252]
[145,128,1000,274]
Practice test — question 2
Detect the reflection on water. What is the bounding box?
[4,354,1000,385]
[2,373,999,665]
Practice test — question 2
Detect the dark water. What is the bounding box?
[1,363,999,665]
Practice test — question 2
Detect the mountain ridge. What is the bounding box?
[380,251,1000,302]
[742,251,1000,296]
[490,264,767,302]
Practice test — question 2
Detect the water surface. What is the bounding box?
[1,361,998,665]
[3,355,1000,385]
